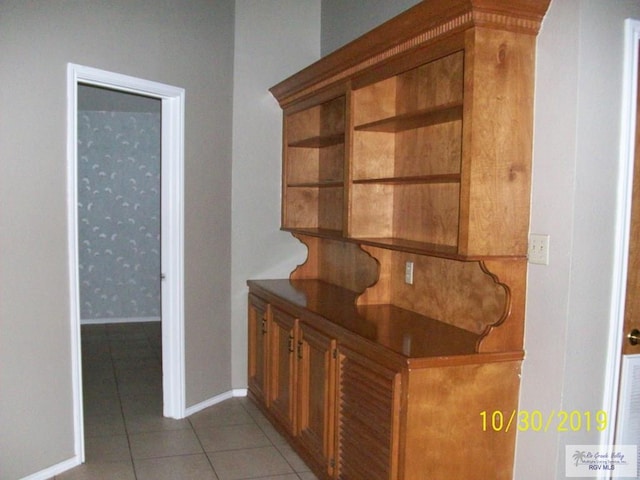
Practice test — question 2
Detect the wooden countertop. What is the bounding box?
[248,279,522,363]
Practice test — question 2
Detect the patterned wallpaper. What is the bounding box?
[77,111,161,321]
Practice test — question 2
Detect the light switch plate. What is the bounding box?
[528,234,550,265]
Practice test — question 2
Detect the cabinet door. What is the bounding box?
[336,346,401,480]
[297,322,336,476]
[247,294,269,405]
[269,306,297,433]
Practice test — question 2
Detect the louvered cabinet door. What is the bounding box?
[336,347,401,480]
[248,294,269,405]
[297,322,336,476]
[269,306,298,433]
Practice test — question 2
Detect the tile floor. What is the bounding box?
[55,322,317,480]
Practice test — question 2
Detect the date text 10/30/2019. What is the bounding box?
[480,410,608,433]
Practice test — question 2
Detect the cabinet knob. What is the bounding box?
[261,318,267,334]
[288,334,294,353]
[628,328,640,346]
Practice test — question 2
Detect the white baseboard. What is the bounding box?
[81,316,161,325]
[21,456,81,480]
[233,388,248,397]
[184,388,248,417]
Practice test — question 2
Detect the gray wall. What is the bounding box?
[230,0,319,389]
[519,1,640,478]
[229,0,420,392]
[0,1,234,478]
[320,0,420,55]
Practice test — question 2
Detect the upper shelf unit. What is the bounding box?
[274,0,550,260]
[283,96,346,238]
[349,50,464,255]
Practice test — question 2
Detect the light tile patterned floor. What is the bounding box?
[54,322,318,480]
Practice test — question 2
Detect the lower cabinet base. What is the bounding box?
[248,358,522,480]
[247,284,523,480]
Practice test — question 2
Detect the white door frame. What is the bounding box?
[66,64,186,462]
[602,19,640,454]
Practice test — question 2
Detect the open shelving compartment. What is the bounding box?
[278,42,529,352]
[276,27,538,350]
[348,50,465,257]
[282,95,346,238]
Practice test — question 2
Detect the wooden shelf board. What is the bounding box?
[356,237,526,260]
[282,227,344,240]
[352,173,460,185]
[355,236,460,257]
[287,180,344,188]
[288,132,345,148]
[284,229,526,261]
[354,102,462,133]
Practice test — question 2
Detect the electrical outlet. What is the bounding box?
[405,261,414,285]
[528,234,550,265]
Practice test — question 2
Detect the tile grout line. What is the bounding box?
[124,323,219,477]
[188,402,289,478]
[187,416,222,479]
[108,328,140,480]
[236,399,311,480]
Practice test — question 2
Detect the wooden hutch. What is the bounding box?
[247,1,549,478]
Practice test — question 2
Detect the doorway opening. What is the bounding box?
[67,64,185,462]
[77,85,162,326]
